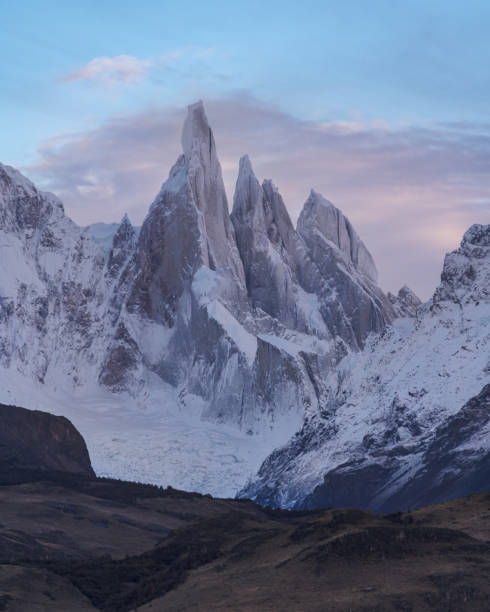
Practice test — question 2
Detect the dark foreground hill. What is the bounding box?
[0,401,94,483]
[0,477,489,611]
[0,403,488,611]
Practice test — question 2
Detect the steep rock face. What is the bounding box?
[107,214,137,279]
[298,189,378,282]
[231,162,394,350]
[433,223,490,305]
[231,156,322,334]
[388,285,422,318]
[0,402,94,481]
[99,102,395,434]
[181,101,245,283]
[296,190,394,349]
[241,225,490,509]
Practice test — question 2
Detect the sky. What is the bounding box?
[1,0,489,299]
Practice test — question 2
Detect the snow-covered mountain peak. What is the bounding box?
[0,162,37,198]
[0,162,66,232]
[433,223,490,306]
[463,223,490,248]
[107,214,137,278]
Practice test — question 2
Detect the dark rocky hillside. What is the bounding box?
[0,478,488,611]
[302,384,490,512]
[0,402,488,610]
[0,402,94,483]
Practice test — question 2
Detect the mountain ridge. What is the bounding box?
[3,102,486,512]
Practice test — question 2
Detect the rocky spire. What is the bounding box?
[107,214,137,278]
[297,189,378,282]
[295,189,394,348]
[127,101,246,325]
[180,101,244,279]
[231,156,301,327]
[262,179,296,256]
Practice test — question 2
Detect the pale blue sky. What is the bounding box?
[1,1,489,297]
[3,0,490,164]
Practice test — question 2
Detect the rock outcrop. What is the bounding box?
[388,285,422,317]
[0,402,94,481]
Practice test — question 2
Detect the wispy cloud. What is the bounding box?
[63,55,152,85]
[27,96,490,299]
[61,47,218,87]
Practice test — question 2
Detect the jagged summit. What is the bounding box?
[231,154,304,327]
[463,223,490,247]
[232,155,263,220]
[107,214,137,278]
[388,285,422,318]
[297,189,378,282]
[434,223,490,306]
[181,99,216,163]
[0,162,35,193]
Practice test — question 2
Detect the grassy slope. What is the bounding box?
[0,477,488,611]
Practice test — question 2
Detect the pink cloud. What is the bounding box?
[27,96,490,300]
[63,55,151,85]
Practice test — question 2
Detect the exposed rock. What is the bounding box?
[107,214,137,279]
[303,385,490,511]
[388,284,422,317]
[434,223,490,305]
[231,156,313,332]
[297,189,378,281]
[0,402,94,481]
[296,190,394,349]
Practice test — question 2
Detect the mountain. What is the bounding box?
[240,224,490,510]
[0,102,395,496]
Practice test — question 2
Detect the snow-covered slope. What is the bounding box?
[0,162,109,387]
[240,224,490,510]
[0,102,395,495]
